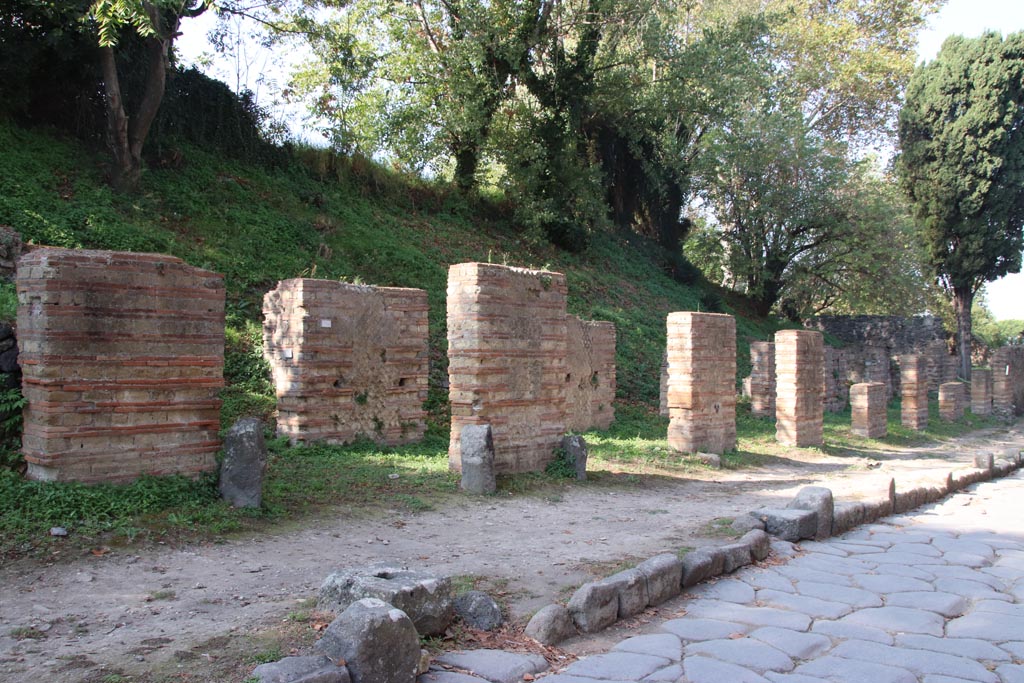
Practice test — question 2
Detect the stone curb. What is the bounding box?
[526,447,1023,646]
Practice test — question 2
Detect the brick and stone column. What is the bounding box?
[900,354,929,431]
[851,382,887,438]
[565,317,616,431]
[666,312,736,454]
[775,330,824,447]
[749,341,775,418]
[992,347,1024,419]
[939,381,965,421]
[263,279,429,446]
[971,368,993,416]
[17,248,225,483]
[447,263,568,474]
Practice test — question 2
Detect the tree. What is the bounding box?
[897,32,1024,381]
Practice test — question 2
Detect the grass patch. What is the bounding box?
[699,517,742,539]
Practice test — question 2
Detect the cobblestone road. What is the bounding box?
[539,470,1024,683]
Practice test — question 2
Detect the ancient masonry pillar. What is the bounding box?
[666,312,736,454]
[900,354,929,431]
[938,381,965,421]
[991,347,1024,419]
[850,382,887,439]
[971,368,993,416]
[447,263,568,474]
[775,329,824,447]
[749,341,775,418]
[564,317,616,432]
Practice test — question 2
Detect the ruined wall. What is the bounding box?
[565,317,616,432]
[17,248,224,483]
[447,263,568,474]
[666,312,736,454]
[850,382,886,439]
[992,346,1024,418]
[823,346,849,413]
[775,330,824,447]
[926,340,958,391]
[749,341,775,418]
[900,354,929,431]
[807,315,946,351]
[971,368,993,416]
[939,381,965,422]
[263,279,429,446]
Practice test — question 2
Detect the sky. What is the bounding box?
[178,0,1024,320]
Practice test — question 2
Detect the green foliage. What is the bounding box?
[0,283,17,322]
[544,447,576,479]
[972,299,1024,348]
[0,387,27,471]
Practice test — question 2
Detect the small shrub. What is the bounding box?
[544,446,576,479]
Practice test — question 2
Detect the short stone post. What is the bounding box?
[850,382,887,439]
[749,341,776,418]
[971,368,993,416]
[775,330,824,447]
[459,424,496,494]
[938,381,965,421]
[219,418,268,508]
[900,354,928,431]
[666,312,737,454]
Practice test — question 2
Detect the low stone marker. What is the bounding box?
[939,381,965,421]
[459,424,496,494]
[788,486,834,541]
[219,418,267,509]
[314,598,420,683]
[850,382,887,439]
[560,434,589,480]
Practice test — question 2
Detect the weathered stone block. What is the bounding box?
[219,418,267,508]
[720,542,753,573]
[740,529,771,561]
[560,434,588,481]
[758,508,817,542]
[749,341,776,418]
[900,354,929,431]
[525,604,577,645]
[453,591,503,631]
[264,279,428,447]
[601,568,649,619]
[775,330,824,447]
[939,381,965,422]
[681,547,725,588]
[666,312,736,454]
[992,346,1024,419]
[850,382,887,439]
[252,655,350,683]
[17,248,225,483]
[788,486,834,541]
[565,317,616,431]
[637,553,682,606]
[567,580,619,633]
[460,424,496,494]
[314,599,419,683]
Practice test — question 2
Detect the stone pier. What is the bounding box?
[992,346,1024,419]
[775,330,824,447]
[939,381,965,422]
[850,382,887,439]
[565,317,616,432]
[17,248,225,483]
[666,312,736,454]
[749,341,775,418]
[971,367,993,416]
[263,279,429,446]
[900,354,929,431]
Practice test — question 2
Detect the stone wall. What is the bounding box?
[992,346,1024,418]
[666,313,736,454]
[806,315,946,351]
[775,330,824,447]
[926,339,958,391]
[565,317,616,432]
[971,368,993,416]
[17,248,225,483]
[749,341,775,418]
[850,382,886,439]
[900,354,929,431]
[263,279,429,446]
[823,346,849,413]
[447,263,569,474]
[939,381,965,422]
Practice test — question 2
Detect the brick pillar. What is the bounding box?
[17,248,225,483]
[775,330,824,447]
[447,263,568,474]
[749,341,775,418]
[263,279,429,446]
[900,354,928,431]
[850,382,887,438]
[565,317,616,431]
[938,381,965,421]
[992,347,1024,419]
[970,368,993,416]
[666,312,736,454]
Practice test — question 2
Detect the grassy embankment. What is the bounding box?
[0,120,998,560]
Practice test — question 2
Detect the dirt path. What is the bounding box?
[1,421,1022,682]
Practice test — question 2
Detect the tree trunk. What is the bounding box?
[952,284,974,382]
[453,145,479,193]
[99,46,141,192]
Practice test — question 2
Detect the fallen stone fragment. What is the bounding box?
[787,486,833,541]
[568,580,619,633]
[637,553,682,605]
[524,604,577,645]
[758,508,817,542]
[682,547,726,588]
[314,598,419,683]
[453,591,503,631]
[252,655,350,683]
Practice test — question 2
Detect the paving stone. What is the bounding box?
[433,651,548,683]
[983,566,1024,581]
[839,606,945,636]
[686,638,794,673]
[562,652,670,680]
[1001,642,1024,659]
[921,676,981,683]
[682,600,812,631]
[830,541,886,555]
[834,535,892,548]
[419,673,491,683]
[796,541,847,557]
[872,552,948,566]
[748,627,833,660]
[771,540,801,557]
[660,618,751,641]
[830,639,998,682]
[894,634,1011,661]
[739,569,797,594]
[934,577,1013,601]
[611,634,683,662]
[640,664,683,682]
[942,551,991,568]
[884,591,968,617]
[765,674,830,683]
[688,579,755,603]
[853,574,935,594]
[946,612,1024,640]
[887,542,942,557]
[793,656,916,683]
[868,531,936,545]
[528,676,629,683]
[756,589,851,619]
[683,655,771,683]
[876,563,937,580]
[795,582,882,608]
[995,665,1024,683]
[931,564,1006,587]
[811,620,894,645]
[974,601,1024,617]
[789,555,878,577]
[773,566,854,587]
